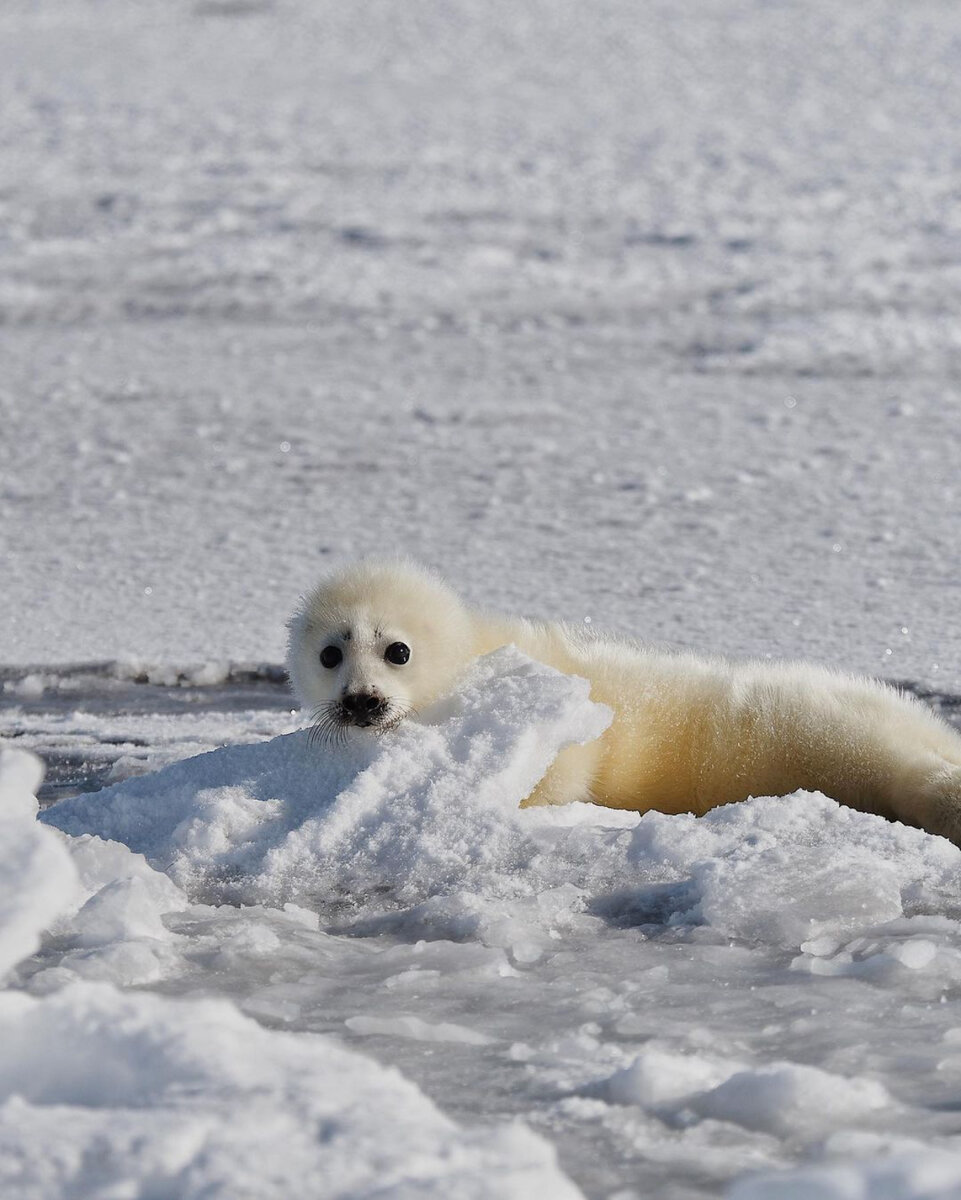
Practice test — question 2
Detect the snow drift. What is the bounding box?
[0,983,582,1200]
[43,648,613,912]
[0,661,587,1200]
[0,748,78,980]
[42,648,961,956]
[10,647,961,1200]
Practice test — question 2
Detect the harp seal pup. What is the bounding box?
[287,559,961,843]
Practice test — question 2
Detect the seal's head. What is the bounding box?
[287,560,476,743]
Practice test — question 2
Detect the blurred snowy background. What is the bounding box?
[4,2,961,1198]
[2,0,960,685]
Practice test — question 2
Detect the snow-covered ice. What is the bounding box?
[0,749,78,980]
[0,718,582,1199]
[3,0,961,693]
[597,1051,891,1140]
[4,652,961,1197]
[5,0,961,1195]
[729,1151,961,1200]
[0,983,582,1200]
[38,650,961,958]
[43,651,611,929]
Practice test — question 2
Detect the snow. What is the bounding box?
[5,0,961,1195]
[5,653,961,1196]
[345,1015,495,1046]
[0,703,583,1199]
[729,1151,961,1200]
[597,1051,891,1139]
[0,985,582,1200]
[42,649,612,921]
[2,0,961,694]
[628,795,960,947]
[41,650,959,964]
[0,749,78,980]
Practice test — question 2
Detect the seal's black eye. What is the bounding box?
[384,642,410,666]
[319,645,343,669]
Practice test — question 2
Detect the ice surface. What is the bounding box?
[0,683,297,806]
[3,0,961,694]
[20,649,961,1198]
[729,1149,961,1200]
[44,650,959,960]
[6,0,961,1195]
[0,692,589,1199]
[628,795,961,946]
[0,983,582,1200]
[345,1015,495,1045]
[597,1049,890,1139]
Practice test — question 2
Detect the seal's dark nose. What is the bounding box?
[342,692,382,717]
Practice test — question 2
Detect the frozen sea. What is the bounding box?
[3,1,961,1196]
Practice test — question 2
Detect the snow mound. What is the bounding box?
[728,1149,961,1200]
[35,835,192,988]
[597,1047,890,1139]
[0,747,78,980]
[627,794,961,945]
[41,648,961,960]
[0,982,583,1200]
[44,648,612,909]
[0,744,193,991]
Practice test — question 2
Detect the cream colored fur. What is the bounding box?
[288,560,961,842]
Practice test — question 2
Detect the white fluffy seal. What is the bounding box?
[287,560,961,842]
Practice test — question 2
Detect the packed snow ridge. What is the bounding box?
[0,656,602,1198]
[4,648,961,1198]
[42,648,961,952]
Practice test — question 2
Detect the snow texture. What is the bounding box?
[0,749,77,980]
[729,1150,961,1200]
[2,0,961,695]
[20,649,961,1200]
[5,1,961,1195]
[0,682,589,1200]
[43,649,613,915]
[43,650,960,962]
[598,1050,891,1139]
[0,984,581,1200]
